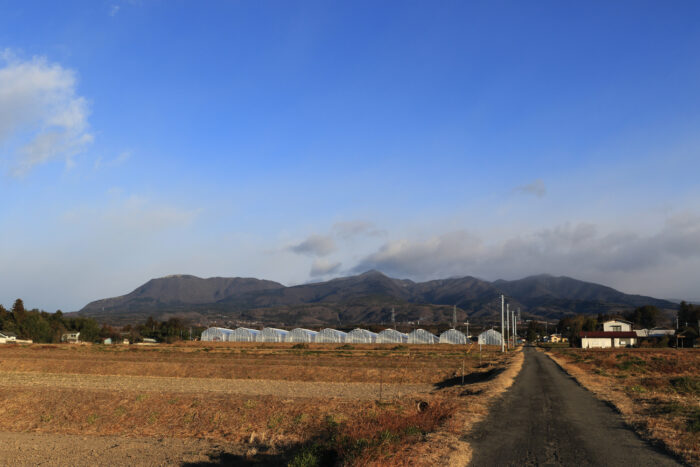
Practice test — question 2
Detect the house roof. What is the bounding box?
[580,331,638,338]
[0,331,17,337]
[603,318,633,325]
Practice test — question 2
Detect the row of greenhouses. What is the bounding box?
[201,326,502,345]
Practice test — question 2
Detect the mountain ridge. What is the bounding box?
[76,271,678,326]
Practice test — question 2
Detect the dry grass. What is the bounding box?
[0,342,517,466]
[545,347,699,465]
[0,342,502,384]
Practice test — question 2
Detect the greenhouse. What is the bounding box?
[376,329,408,344]
[407,329,438,344]
[287,328,318,343]
[200,327,235,342]
[259,327,289,342]
[315,328,347,343]
[478,329,503,346]
[439,328,467,345]
[229,327,261,342]
[345,328,378,344]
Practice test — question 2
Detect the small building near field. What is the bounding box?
[61,332,80,343]
[0,331,17,344]
[580,331,637,348]
[602,319,633,332]
[648,328,675,338]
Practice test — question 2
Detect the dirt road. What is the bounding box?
[467,347,681,466]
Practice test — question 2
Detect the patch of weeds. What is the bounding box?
[627,385,647,394]
[292,343,309,350]
[167,397,180,405]
[147,412,159,424]
[243,399,257,409]
[183,412,195,424]
[688,409,700,433]
[294,413,308,424]
[391,345,407,351]
[86,413,98,424]
[670,376,700,395]
[288,442,335,467]
[267,413,284,429]
[135,394,148,402]
[114,406,127,416]
[616,356,646,371]
[593,367,609,377]
[40,413,53,423]
[404,425,423,436]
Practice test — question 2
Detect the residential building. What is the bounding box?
[580,319,637,348]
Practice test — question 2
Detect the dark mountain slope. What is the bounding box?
[81,275,284,312]
[76,271,677,326]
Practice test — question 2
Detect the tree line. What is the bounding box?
[0,299,203,344]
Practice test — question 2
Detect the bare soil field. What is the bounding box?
[545,347,700,465]
[0,342,520,466]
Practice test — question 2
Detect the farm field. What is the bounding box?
[545,347,700,465]
[0,342,520,466]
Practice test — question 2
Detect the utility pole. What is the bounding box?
[391,307,396,330]
[453,305,457,329]
[501,295,505,353]
[513,307,517,346]
[506,303,510,349]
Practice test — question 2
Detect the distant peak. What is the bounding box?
[159,274,200,280]
[359,269,386,277]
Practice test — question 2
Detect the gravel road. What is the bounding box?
[0,370,430,400]
[467,346,681,466]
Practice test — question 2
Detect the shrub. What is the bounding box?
[670,376,700,395]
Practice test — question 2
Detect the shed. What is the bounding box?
[315,328,347,343]
[377,329,408,344]
[259,327,290,342]
[230,327,261,342]
[478,329,503,346]
[201,327,235,342]
[439,329,467,345]
[287,328,318,343]
[407,329,438,344]
[345,328,378,344]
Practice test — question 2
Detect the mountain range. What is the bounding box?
[76,271,677,327]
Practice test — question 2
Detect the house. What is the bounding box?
[580,319,638,349]
[0,331,17,344]
[549,334,568,343]
[602,319,633,332]
[61,332,81,343]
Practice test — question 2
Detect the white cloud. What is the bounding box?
[353,215,700,288]
[289,234,336,257]
[109,5,121,16]
[310,259,342,277]
[515,179,546,198]
[0,51,92,176]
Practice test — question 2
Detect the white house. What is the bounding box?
[581,319,637,348]
[61,332,80,343]
[602,319,632,332]
[0,331,17,344]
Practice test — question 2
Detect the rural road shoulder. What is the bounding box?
[467,346,681,466]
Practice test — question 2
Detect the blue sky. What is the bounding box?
[1,0,699,311]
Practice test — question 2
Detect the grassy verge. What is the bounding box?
[544,348,699,465]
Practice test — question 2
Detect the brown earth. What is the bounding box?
[0,342,515,466]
